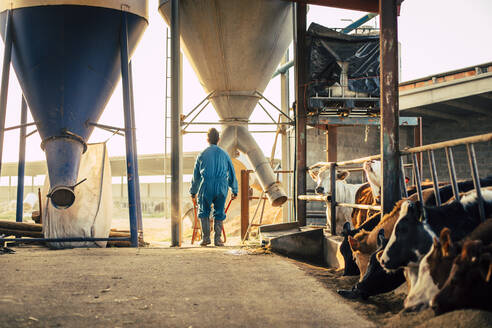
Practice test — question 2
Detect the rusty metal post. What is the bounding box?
[294,2,307,226]
[170,0,182,246]
[240,170,250,240]
[379,0,400,214]
[326,127,337,162]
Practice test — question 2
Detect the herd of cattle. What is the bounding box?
[308,161,492,316]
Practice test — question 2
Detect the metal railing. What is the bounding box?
[299,132,492,235]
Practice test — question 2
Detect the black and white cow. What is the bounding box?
[379,189,492,307]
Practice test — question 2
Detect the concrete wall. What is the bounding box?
[419,117,492,181]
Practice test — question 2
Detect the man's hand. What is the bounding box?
[231,193,237,200]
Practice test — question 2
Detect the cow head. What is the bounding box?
[348,229,373,279]
[308,163,349,195]
[379,200,434,272]
[431,240,492,315]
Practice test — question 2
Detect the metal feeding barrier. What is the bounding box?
[400,133,492,222]
[299,132,492,235]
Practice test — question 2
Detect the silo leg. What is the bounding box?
[0,10,12,177]
[16,96,27,223]
[120,11,139,247]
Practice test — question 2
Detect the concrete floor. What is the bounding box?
[0,246,374,328]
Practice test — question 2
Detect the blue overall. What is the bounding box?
[190,145,238,223]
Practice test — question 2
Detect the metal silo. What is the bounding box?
[0,1,147,209]
[159,0,291,206]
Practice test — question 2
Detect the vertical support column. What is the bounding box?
[120,10,139,247]
[379,0,400,214]
[128,61,144,242]
[294,3,307,226]
[170,0,183,246]
[414,117,423,177]
[325,127,337,162]
[0,10,13,176]
[16,96,28,223]
[240,170,250,240]
[329,163,337,235]
[280,52,290,222]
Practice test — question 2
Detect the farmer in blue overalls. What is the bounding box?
[190,128,238,246]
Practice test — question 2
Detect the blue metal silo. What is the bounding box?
[0,1,147,210]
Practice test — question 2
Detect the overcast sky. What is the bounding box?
[0,0,491,178]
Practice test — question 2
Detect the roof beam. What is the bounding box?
[478,92,492,101]
[445,100,492,116]
[407,107,461,122]
[287,0,379,13]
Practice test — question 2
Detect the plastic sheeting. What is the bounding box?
[306,23,380,97]
[42,143,113,248]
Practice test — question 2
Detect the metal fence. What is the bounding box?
[299,132,492,235]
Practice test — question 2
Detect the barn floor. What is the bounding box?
[0,246,374,328]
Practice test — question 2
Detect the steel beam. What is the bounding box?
[0,10,12,177]
[16,96,27,223]
[280,52,291,223]
[379,0,400,214]
[308,116,419,126]
[294,2,307,226]
[170,0,182,246]
[409,107,461,122]
[120,11,139,247]
[445,100,492,117]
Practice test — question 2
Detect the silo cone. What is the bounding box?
[159,0,291,206]
[0,1,148,209]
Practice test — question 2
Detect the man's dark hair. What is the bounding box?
[207,128,220,145]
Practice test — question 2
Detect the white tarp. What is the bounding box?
[42,143,113,248]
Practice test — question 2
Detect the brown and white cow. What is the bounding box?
[431,240,492,315]
[348,200,405,280]
[405,218,492,311]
